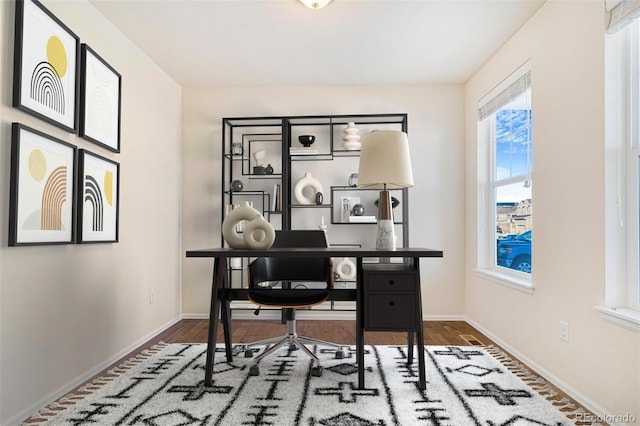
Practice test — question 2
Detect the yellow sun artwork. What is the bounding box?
[104,171,113,206]
[46,36,67,77]
[28,149,46,182]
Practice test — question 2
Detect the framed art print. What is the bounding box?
[77,150,119,243]
[9,123,76,246]
[13,0,79,132]
[79,44,121,152]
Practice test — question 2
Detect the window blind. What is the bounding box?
[607,0,640,33]
[478,68,531,121]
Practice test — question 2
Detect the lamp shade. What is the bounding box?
[357,130,414,190]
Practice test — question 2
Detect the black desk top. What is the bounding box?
[186,247,443,258]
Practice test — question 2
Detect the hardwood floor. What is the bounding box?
[154,318,492,347]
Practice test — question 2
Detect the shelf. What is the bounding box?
[222,113,409,316]
[290,204,332,208]
[244,174,282,179]
[225,154,250,160]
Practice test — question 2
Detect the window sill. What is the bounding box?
[474,268,535,294]
[594,306,640,333]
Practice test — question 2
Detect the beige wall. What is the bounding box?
[181,85,465,318]
[464,0,639,420]
[0,1,182,423]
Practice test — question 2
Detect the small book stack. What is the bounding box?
[348,216,377,223]
[290,147,319,155]
[272,184,283,212]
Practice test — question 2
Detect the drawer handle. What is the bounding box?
[388,280,394,285]
[389,301,395,307]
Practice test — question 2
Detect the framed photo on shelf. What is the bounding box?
[77,149,120,243]
[9,123,77,246]
[79,44,122,152]
[13,0,79,132]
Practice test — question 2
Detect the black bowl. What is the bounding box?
[298,135,316,147]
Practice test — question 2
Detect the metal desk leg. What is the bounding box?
[407,331,414,364]
[415,257,426,390]
[204,256,226,387]
[219,267,233,362]
[356,257,365,389]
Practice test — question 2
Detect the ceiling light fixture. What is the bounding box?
[298,0,333,10]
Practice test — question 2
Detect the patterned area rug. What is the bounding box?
[27,343,580,425]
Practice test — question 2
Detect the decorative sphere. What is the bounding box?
[351,204,365,216]
[230,180,244,191]
[298,135,316,147]
[375,197,400,209]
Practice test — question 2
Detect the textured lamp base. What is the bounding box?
[376,189,396,250]
[376,219,396,250]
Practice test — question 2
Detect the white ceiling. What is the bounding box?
[89,0,545,87]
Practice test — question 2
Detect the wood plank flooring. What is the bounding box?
[155,318,492,346]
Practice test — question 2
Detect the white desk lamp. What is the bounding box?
[357,130,414,250]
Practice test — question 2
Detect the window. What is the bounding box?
[604,14,640,319]
[477,62,533,288]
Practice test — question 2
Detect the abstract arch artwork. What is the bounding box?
[13,0,79,132]
[9,123,77,246]
[30,61,66,115]
[84,175,104,232]
[41,166,68,230]
[79,44,122,152]
[77,150,119,243]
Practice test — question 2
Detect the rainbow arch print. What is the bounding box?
[41,166,67,230]
[30,61,66,115]
[77,149,119,243]
[13,0,79,132]
[84,175,104,232]
[8,123,76,246]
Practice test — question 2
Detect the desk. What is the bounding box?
[185,247,443,389]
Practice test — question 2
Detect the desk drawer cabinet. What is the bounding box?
[363,265,418,331]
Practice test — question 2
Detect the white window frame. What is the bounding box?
[600,18,640,331]
[475,61,533,293]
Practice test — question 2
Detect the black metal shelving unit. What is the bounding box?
[221,113,409,314]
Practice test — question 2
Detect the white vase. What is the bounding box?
[243,214,275,249]
[342,122,361,150]
[294,172,324,205]
[336,257,356,280]
[222,201,262,248]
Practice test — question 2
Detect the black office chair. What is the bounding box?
[243,230,345,377]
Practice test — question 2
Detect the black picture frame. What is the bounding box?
[79,44,122,153]
[9,123,77,246]
[12,0,80,132]
[77,149,120,243]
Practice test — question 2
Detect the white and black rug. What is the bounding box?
[28,343,579,426]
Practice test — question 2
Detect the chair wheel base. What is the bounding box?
[311,366,323,377]
[335,350,345,359]
[249,365,260,376]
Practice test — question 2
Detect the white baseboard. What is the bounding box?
[465,317,622,426]
[4,315,182,426]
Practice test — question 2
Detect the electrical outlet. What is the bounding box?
[559,320,569,342]
[149,290,156,304]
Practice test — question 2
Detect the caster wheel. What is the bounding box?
[249,365,260,376]
[244,350,254,358]
[311,366,323,377]
[335,350,345,359]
